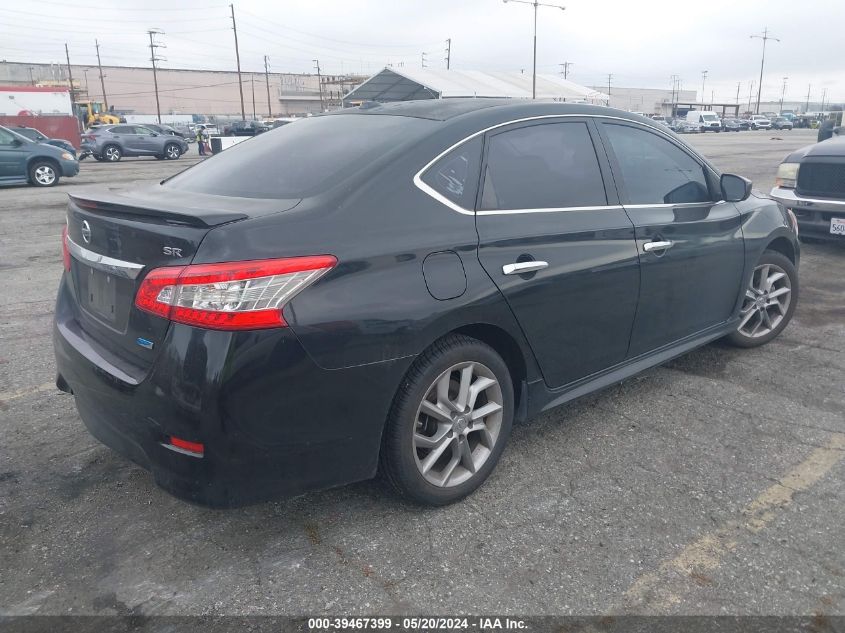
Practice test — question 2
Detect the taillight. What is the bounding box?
[61,225,71,271]
[134,256,336,330]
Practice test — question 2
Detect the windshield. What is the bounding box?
[702,114,718,121]
[164,114,436,199]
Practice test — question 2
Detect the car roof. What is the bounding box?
[327,98,657,125]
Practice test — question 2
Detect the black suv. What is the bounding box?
[55,100,800,507]
[227,120,270,136]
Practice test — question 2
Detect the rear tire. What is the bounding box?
[103,144,121,162]
[380,334,514,506]
[725,250,798,348]
[29,161,59,187]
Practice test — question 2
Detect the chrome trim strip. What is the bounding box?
[66,236,145,280]
[770,187,845,208]
[413,113,699,216]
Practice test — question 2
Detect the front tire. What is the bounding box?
[164,143,182,160]
[103,144,121,162]
[380,334,514,506]
[725,250,798,348]
[29,161,59,187]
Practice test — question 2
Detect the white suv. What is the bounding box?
[750,115,771,130]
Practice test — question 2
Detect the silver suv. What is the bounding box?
[80,124,189,162]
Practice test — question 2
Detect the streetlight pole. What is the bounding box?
[503,0,566,99]
[750,27,779,115]
[779,76,788,113]
[701,70,707,104]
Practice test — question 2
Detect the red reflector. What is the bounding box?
[62,225,71,271]
[169,436,204,455]
[134,256,337,331]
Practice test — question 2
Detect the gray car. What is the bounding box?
[80,124,189,162]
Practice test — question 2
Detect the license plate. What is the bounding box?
[84,267,118,322]
[831,218,845,236]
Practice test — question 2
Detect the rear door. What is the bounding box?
[109,125,140,154]
[597,121,745,357]
[475,118,640,389]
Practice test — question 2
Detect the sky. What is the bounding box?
[1,0,842,105]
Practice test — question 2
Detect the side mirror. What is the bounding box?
[10,139,23,147]
[721,173,752,202]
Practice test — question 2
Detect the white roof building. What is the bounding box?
[343,67,609,106]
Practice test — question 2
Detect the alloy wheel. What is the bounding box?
[105,147,120,161]
[737,263,792,338]
[166,145,181,159]
[413,361,504,488]
[33,165,56,185]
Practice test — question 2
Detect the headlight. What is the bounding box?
[775,162,799,188]
[61,152,75,161]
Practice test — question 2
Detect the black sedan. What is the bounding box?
[9,125,77,156]
[226,120,270,136]
[54,100,800,507]
[721,118,743,132]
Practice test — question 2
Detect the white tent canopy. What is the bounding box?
[343,67,609,105]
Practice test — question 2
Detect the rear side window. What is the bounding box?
[602,123,711,205]
[479,122,607,210]
[165,114,435,199]
[420,136,482,209]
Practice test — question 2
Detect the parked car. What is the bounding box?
[227,120,270,136]
[670,118,699,134]
[0,124,78,187]
[735,118,752,130]
[685,110,722,132]
[80,124,189,162]
[721,118,743,132]
[749,115,771,130]
[771,117,793,131]
[54,100,800,507]
[141,123,186,138]
[771,135,845,242]
[8,126,77,156]
[271,117,298,129]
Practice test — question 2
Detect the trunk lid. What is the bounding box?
[64,187,300,374]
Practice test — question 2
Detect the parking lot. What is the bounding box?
[1,130,843,617]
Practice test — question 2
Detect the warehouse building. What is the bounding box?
[0,60,361,117]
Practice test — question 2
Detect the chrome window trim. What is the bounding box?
[412,113,717,215]
[66,235,145,280]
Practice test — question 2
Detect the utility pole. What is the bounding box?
[264,56,272,118]
[313,59,324,111]
[147,30,165,124]
[606,73,612,102]
[251,73,256,119]
[230,3,246,120]
[821,88,827,112]
[95,39,109,110]
[445,38,451,69]
[559,61,572,79]
[701,70,708,104]
[779,76,788,112]
[805,84,811,113]
[64,43,76,103]
[421,52,427,68]
[503,0,566,100]
[750,27,780,114]
[735,81,741,105]
[670,74,679,116]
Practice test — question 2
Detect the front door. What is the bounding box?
[597,121,745,357]
[476,119,641,389]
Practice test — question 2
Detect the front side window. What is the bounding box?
[420,136,482,209]
[0,128,17,145]
[602,123,711,205]
[480,121,607,210]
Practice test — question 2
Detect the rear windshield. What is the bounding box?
[164,114,435,199]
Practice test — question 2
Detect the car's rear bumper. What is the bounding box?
[53,277,407,506]
[770,187,845,242]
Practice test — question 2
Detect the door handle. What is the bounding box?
[643,240,674,253]
[502,261,549,275]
